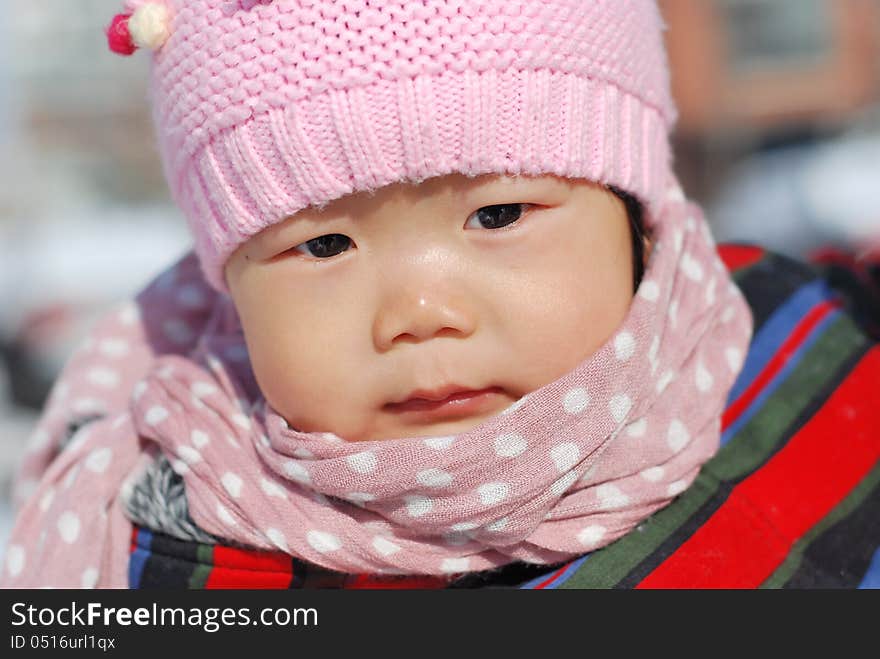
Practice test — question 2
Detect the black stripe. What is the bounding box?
[781,470,880,589]
[732,251,820,335]
[612,342,871,589]
[138,552,202,589]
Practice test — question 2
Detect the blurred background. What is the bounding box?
[1,0,879,555]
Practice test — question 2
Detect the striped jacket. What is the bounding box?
[126,244,880,589]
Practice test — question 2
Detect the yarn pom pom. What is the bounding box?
[106,13,136,56]
[129,4,171,51]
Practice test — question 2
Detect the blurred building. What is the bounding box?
[660,0,880,201]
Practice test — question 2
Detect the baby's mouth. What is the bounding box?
[383,386,507,420]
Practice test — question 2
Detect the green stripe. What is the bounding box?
[709,315,866,481]
[759,461,880,589]
[187,544,214,589]
[558,314,867,589]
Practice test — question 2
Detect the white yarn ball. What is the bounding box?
[129,4,171,51]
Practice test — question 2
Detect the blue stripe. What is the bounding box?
[519,554,590,589]
[127,528,152,589]
[727,279,836,404]
[720,309,840,446]
[858,546,880,589]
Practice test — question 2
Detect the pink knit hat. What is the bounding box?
[109,0,677,292]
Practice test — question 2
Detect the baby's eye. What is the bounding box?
[292,233,353,259]
[465,203,532,230]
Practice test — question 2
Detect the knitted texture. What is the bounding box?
[136,0,677,291]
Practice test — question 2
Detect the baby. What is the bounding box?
[4,0,877,589]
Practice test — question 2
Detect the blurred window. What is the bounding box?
[720,0,831,72]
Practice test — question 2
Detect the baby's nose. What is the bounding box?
[372,288,477,352]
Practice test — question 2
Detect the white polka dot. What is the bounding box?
[118,303,140,325]
[231,413,251,430]
[656,370,675,394]
[346,451,378,474]
[705,277,717,305]
[111,414,128,430]
[265,528,289,551]
[451,522,479,533]
[98,338,130,358]
[485,517,508,532]
[695,361,714,392]
[721,305,736,323]
[163,318,194,345]
[648,335,660,367]
[132,380,148,402]
[224,435,241,449]
[404,494,433,517]
[625,417,647,438]
[550,471,578,496]
[156,365,175,380]
[176,283,208,309]
[145,406,169,426]
[640,466,665,482]
[562,388,590,414]
[685,215,696,232]
[477,482,509,505]
[673,230,683,252]
[372,536,401,556]
[72,398,107,414]
[501,395,528,415]
[307,530,341,553]
[667,419,690,453]
[57,511,81,543]
[668,298,679,327]
[441,557,470,573]
[86,367,120,388]
[666,185,685,202]
[345,492,376,506]
[171,460,189,474]
[614,331,636,361]
[28,429,51,453]
[292,447,314,459]
[216,503,237,526]
[725,346,743,372]
[191,429,210,448]
[62,465,80,489]
[577,525,607,546]
[638,280,660,302]
[417,468,453,488]
[668,480,689,497]
[282,460,311,484]
[495,433,527,457]
[6,545,24,577]
[550,443,580,472]
[596,483,630,510]
[609,394,632,423]
[81,567,99,588]
[221,472,243,498]
[443,530,473,547]
[423,435,455,450]
[177,446,202,465]
[85,447,112,473]
[681,252,704,282]
[39,488,55,512]
[260,478,287,499]
[191,381,218,398]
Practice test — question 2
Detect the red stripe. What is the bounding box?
[533,563,570,589]
[637,346,880,588]
[721,300,836,431]
[205,567,293,589]
[717,245,765,273]
[211,544,293,572]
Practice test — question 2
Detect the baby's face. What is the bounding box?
[225,173,636,441]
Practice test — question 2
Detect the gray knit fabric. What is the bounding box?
[123,454,224,545]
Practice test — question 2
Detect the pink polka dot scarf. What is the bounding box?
[2,189,752,585]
